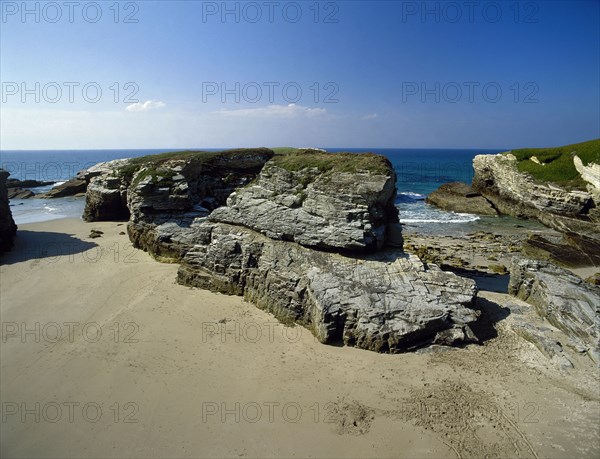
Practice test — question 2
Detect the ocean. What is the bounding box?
[1,148,507,231]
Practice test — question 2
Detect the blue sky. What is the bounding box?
[1,0,599,149]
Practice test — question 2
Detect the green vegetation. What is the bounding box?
[270,147,308,155]
[132,167,176,187]
[507,139,599,188]
[117,148,274,183]
[271,151,392,175]
[114,147,392,186]
[117,150,215,182]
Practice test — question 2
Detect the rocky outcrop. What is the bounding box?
[7,188,35,199]
[82,149,480,353]
[83,159,132,222]
[6,178,54,188]
[425,182,498,216]
[83,150,273,226]
[124,148,275,258]
[521,232,600,268]
[37,159,126,201]
[6,178,56,199]
[472,153,599,239]
[39,178,87,198]
[502,301,577,370]
[209,155,398,251]
[574,155,600,195]
[177,222,478,351]
[509,257,600,363]
[403,231,523,276]
[0,169,18,253]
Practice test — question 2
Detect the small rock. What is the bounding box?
[40,178,87,198]
[7,188,35,199]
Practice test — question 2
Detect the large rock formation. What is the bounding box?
[509,257,600,363]
[125,148,275,259]
[472,153,599,239]
[83,159,132,222]
[209,154,398,251]
[178,222,477,351]
[83,149,479,352]
[0,169,18,253]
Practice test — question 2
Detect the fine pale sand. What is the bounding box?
[1,219,599,458]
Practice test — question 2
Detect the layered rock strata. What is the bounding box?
[209,154,398,251]
[177,222,477,351]
[82,149,480,352]
[472,153,599,239]
[509,257,600,364]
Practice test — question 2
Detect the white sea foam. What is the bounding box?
[400,215,480,224]
[398,191,425,199]
[398,200,480,224]
[10,197,85,225]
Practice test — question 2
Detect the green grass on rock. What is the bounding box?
[506,139,599,189]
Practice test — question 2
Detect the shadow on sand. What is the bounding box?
[0,230,97,265]
[469,296,512,343]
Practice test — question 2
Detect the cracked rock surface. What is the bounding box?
[82,149,480,352]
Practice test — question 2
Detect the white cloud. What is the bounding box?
[215,103,326,118]
[361,113,378,120]
[125,100,166,112]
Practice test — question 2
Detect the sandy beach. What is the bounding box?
[1,218,599,458]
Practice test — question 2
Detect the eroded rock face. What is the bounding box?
[472,154,598,239]
[574,155,600,195]
[509,257,600,363]
[83,149,274,227]
[0,169,18,253]
[209,160,398,251]
[83,159,136,222]
[177,222,478,352]
[82,149,479,353]
[425,182,498,216]
[125,149,274,256]
[521,232,600,268]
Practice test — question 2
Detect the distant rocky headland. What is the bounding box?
[1,143,598,364]
[425,140,600,268]
[427,139,600,237]
[422,139,599,364]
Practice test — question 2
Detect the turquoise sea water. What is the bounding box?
[1,148,506,230]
